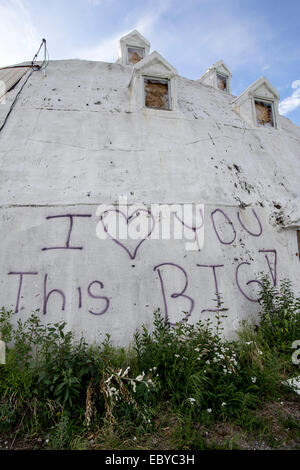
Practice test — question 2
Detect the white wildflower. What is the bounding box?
[188,397,196,404]
[221,402,226,407]
[251,376,257,383]
[207,408,212,413]
[131,380,137,393]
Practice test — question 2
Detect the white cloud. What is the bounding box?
[195,18,271,71]
[75,3,170,62]
[0,0,40,67]
[279,80,300,115]
[87,0,104,5]
[292,80,300,89]
[77,31,120,62]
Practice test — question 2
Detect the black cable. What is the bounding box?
[31,38,46,67]
[40,43,50,73]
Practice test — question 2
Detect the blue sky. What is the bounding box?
[1,0,300,126]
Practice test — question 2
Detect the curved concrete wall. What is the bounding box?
[0,60,299,345]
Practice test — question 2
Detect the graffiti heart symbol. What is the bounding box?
[99,209,155,260]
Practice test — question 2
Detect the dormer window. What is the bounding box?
[127,46,145,65]
[216,72,228,92]
[128,51,178,112]
[198,60,232,94]
[143,77,170,110]
[233,76,280,129]
[254,99,274,127]
[117,30,150,66]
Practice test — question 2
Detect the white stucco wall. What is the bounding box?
[0,59,299,345]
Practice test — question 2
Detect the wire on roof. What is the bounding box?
[0,38,49,72]
[31,38,50,75]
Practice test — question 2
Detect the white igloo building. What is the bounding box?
[0,31,299,344]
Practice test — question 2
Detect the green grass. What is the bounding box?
[0,276,299,450]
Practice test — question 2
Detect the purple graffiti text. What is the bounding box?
[237,209,263,237]
[153,262,194,325]
[211,209,236,245]
[196,264,228,313]
[42,214,92,251]
[87,281,110,315]
[8,271,38,313]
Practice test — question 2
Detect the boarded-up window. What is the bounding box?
[127,47,144,65]
[217,73,227,92]
[297,230,300,261]
[144,78,170,110]
[255,100,274,127]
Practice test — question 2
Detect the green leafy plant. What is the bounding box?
[258,276,300,354]
[0,276,299,450]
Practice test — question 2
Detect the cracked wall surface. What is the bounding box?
[0,59,299,345]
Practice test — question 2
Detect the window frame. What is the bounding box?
[142,76,172,111]
[126,45,145,65]
[253,97,276,128]
[216,72,228,93]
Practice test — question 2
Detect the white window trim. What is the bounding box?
[126,46,145,65]
[252,96,277,128]
[142,76,172,111]
[216,72,229,93]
